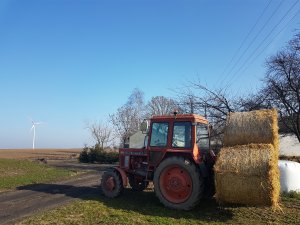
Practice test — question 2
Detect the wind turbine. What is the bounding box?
[30,120,43,149]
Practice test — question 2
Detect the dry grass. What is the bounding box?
[0,148,81,160]
[223,109,279,156]
[214,144,280,207]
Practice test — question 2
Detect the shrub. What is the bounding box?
[282,191,300,199]
[79,145,119,164]
[79,147,89,163]
[102,151,119,164]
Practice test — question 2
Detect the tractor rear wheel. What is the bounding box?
[154,156,203,210]
[128,174,149,191]
[101,170,124,198]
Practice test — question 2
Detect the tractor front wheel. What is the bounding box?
[101,170,124,198]
[154,156,203,210]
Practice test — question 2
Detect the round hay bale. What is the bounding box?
[215,174,273,206]
[214,144,273,176]
[223,109,279,156]
[214,144,280,207]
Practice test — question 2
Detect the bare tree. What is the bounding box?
[146,96,179,116]
[110,105,138,146]
[179,84,238,138]
[127,88,145,127]
[178,83,266,146]
[264,33,300,142]
[236,92,269,112]
[127,88,145,115]
[86,121,114,149]
[110,88,145,146]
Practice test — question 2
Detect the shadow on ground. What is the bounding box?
[18,183,233,223]
[47,160,114,172]
[17,183,100,200]
[98,189,233,223]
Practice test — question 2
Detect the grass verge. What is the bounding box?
[19,188,300,225]
[0,158,75,191]
[282,191,300,200]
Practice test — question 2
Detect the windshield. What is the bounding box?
[150,122,169,147]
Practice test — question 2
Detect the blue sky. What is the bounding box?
[0,0,299,148]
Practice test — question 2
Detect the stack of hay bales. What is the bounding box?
[214,109,280,207]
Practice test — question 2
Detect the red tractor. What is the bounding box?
[101,113,216,210]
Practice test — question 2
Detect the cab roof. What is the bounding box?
[151,114,208,124]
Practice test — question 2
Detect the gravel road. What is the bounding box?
[0,161,112,225]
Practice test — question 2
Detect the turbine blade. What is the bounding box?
[36,121,46,125]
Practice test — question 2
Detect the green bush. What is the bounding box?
[88,147,99,163]
[79,145,118,164]
[79,147,89,163]
[282,191,300,200]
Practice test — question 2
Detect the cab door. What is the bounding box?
[148,122,169,166]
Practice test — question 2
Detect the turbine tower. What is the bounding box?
[31,120,43,149]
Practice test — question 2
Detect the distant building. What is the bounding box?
[129,131,147,148]
[280,134,300,156]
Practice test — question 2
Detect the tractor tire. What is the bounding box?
[128,174,149,191]
[101,169,124,198]
[154,156,204,210]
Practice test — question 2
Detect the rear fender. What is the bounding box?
[111,167,128,187]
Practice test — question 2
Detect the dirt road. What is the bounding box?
[0,161,110,225]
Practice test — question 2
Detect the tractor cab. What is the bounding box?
[145,114,211,166]
[101,113,215,210]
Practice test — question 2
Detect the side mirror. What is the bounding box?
[140,120,149,133]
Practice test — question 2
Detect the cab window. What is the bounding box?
[196,123,209,153]
[150,122,169,147]
[172,122,192,148]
